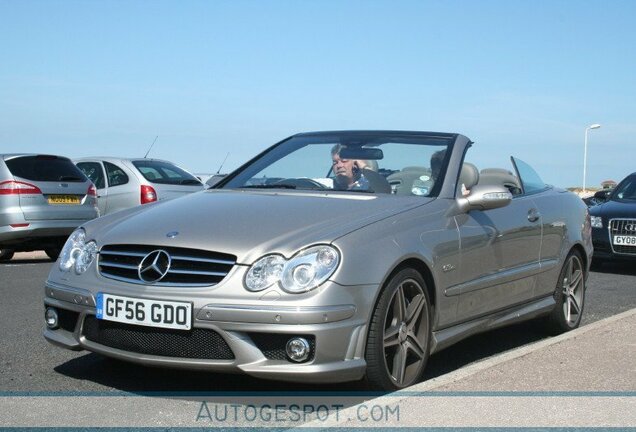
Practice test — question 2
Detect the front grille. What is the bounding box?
[610,219,636,255]
[98,244,236,286]
[82,316,235,360]
[249,333,315,362]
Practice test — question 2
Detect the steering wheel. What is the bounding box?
[272,178,327,189]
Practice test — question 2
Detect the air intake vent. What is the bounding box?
[98,244,236,286]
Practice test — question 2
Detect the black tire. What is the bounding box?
[544,250,586,335]
[0,249,15,262]
[45,248,61,261]
[365,268,431,391]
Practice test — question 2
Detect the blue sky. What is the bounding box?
[1,0,634,187]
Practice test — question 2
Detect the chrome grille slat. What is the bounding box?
[168,269,227,276]
[99,250,147,257]
[171,256,235,265]
[99,261,139,270]
[98,245,236,287]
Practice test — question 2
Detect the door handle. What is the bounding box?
[528,209,541,222]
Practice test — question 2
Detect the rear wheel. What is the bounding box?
[365,268,431,391]
[544,250,586,334]
[0,249,15,262]
[45,248,61,261]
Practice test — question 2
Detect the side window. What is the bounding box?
[104,162,129,187]
[76,162,105,189]
[511,157,547,195]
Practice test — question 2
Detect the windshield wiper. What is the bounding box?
[241,184,297,189]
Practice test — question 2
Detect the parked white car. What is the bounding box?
[74,157,204,216]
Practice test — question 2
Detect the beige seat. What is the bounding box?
[386,166,433,196]
[458,163,479,195]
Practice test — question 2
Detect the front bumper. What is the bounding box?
[592,227,636,262]
[43,281,372,384]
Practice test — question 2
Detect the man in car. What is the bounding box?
[330,144,374,190]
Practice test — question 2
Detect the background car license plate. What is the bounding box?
[48,195,80,205]
[613,235,636,246]
[96,293,192,330]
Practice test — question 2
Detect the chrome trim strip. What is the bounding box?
[44,280,96,307]
[197,304,356,325]
[445,261,545,297]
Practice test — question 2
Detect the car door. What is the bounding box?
[451,161,543,322]
[103,161,135,214]
[76,161,108,215]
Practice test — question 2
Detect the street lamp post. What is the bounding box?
[583,123,601,194]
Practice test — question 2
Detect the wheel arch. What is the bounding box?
[373,256,437,318]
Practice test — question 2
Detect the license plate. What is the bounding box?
[613,235,636,246]
[48,195,80,205]
[96,293,192,330]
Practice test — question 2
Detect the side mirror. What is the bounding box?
[460,185,512,212]
[593,190,611,201]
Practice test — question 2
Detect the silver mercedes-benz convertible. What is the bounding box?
[43,131,592,390]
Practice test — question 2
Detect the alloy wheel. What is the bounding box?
[561,254,584,327]
[382,278,429,387]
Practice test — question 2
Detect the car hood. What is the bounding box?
[85,189,431,264]
[591,199,636,218]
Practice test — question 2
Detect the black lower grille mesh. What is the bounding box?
[83,316,234,360]
[58,309,79,332]
[613,245,636,255]
[249,333,315,362]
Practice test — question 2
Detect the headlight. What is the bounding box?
[245,254,286,291]
[590,216,603,229]
[59,229,98,274]
[244,245,340,294]
[75,241,98,274]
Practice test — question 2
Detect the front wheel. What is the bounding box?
[544,250,586,334]
[0,249,15,262]
[364,268,431,391]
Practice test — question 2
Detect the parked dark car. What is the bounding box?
[590,172,636,266]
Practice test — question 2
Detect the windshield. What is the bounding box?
[611,175,636,202]
[221,132,454,196]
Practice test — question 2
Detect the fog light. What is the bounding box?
[286,337,311,362]
[45,307,59,329]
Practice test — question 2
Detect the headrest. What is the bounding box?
[480,168,513,176]
[459,163,479,190]
[478,172,521,189]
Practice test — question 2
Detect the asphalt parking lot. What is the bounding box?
[1,252,635,394]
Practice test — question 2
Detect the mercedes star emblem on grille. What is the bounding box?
[167,231,179,238]
[138,250,172,283]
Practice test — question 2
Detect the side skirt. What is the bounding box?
[429,295,555,354]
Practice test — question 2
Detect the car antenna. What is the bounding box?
[216,152,230,174]
[144,135,159,158]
